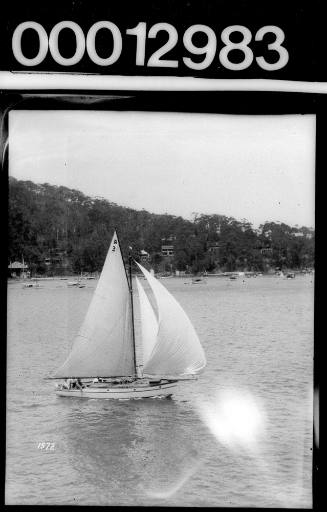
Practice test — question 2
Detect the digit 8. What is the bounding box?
[219,25,253,71]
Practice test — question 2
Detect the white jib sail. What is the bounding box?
[135,277,158,367]
[136,263,206,376]
[54,231,135,378]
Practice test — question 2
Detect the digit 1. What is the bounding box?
[126,22,147,66]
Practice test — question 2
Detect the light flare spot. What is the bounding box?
[197,388,267,453]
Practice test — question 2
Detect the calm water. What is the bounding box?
[6,275,314,507]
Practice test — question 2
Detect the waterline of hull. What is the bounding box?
[55,382,177,399]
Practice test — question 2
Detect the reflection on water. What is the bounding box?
[6,276,313,506]
[61,399,201,501]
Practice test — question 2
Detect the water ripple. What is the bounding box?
[6,276,313,507]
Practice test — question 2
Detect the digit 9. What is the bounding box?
[183,24,217,70]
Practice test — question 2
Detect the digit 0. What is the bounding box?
[87,21,122,66]
[12,22,48,66]
[49,21,85,66]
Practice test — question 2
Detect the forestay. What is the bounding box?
[136,263,206,376]
[53,232,135,378]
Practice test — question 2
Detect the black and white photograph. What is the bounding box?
[5,107,315,506]
[1,0,321,508]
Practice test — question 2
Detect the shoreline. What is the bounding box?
[7,270,314,282]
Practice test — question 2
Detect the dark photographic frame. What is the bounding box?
[1,88,322,509]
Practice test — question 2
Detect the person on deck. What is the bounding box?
[62,379,70,389]
[67,378,77,389]
[76,378,83,390]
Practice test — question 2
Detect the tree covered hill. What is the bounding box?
[8,177,314,275]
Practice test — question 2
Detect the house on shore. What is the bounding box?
[44,249,71,275]
[8,261,29,278]
[161,244,174,257]
[139,249,150,263]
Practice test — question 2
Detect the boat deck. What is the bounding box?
[55,380,177,399]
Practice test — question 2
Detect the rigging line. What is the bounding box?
[129,253,138,376]
[114,229,138,377]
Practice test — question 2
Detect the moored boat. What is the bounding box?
[23,281,40,288]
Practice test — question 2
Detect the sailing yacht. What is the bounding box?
[53,231,206,399]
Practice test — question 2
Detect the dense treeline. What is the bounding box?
[8,178,314,275]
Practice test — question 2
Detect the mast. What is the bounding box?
[128,249,139,378]
[53,229,136,379]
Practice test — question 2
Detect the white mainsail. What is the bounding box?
[136,263,206,376]
[54,231,135,378]
[135,277,158,367]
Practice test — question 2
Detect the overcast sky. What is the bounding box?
[9,110,315,228]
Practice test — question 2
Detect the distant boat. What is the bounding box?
[52,230,206,399]
[23,280,40,288]
[286,272,295,279]
[229,275,237,280]
[192,277,207,284]
[67,280,86,288]
[158,273,172,279]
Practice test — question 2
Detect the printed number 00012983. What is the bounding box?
[12,21,289,71]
